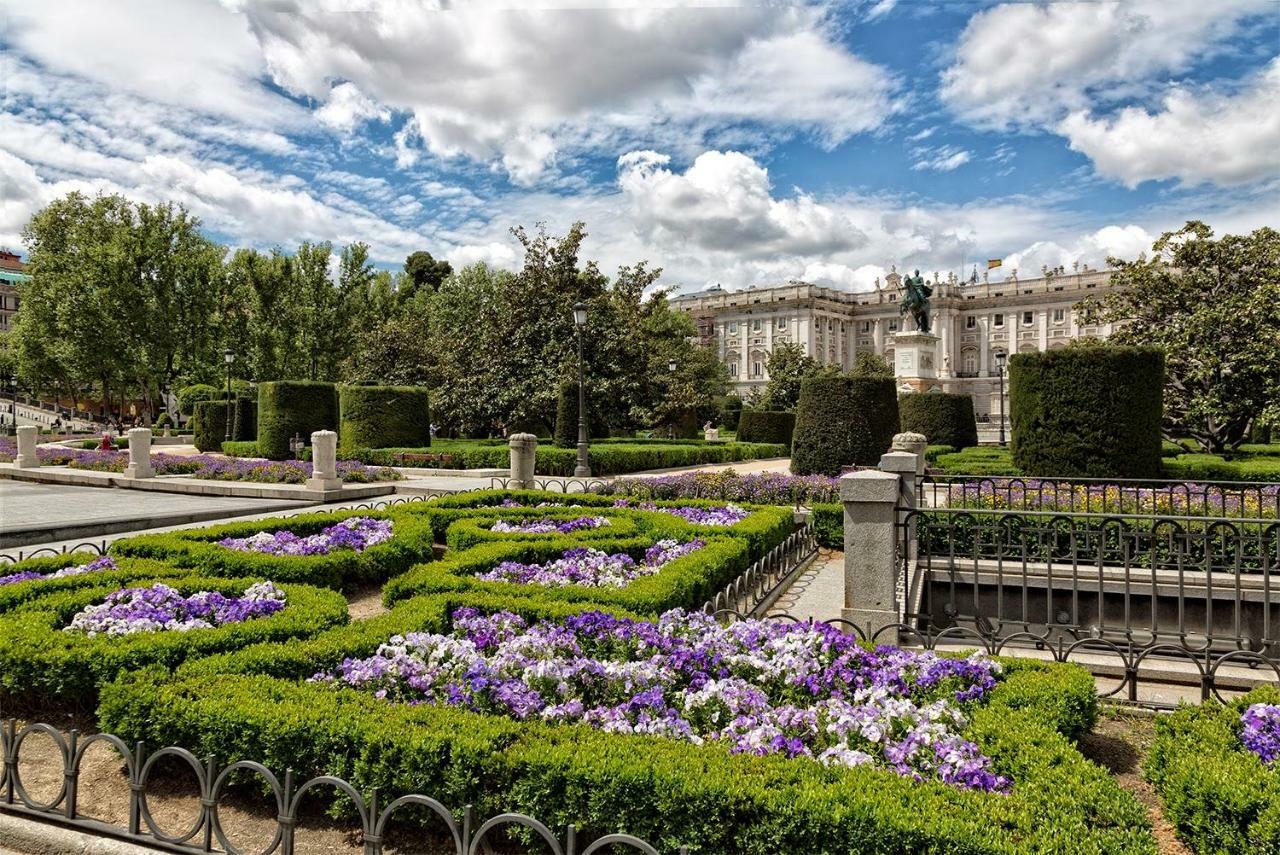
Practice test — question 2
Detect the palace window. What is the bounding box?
[965,316,976,329]
[1022,311,1034,326]
[1053,308,1065,322]
[993,313,1004,328]
[728,321,738,334]
[862,320,872,332]
[751,360,763,377]
[962,349,977,374]
[751,319,762,332]
[776,316,787,330]
[888,319,899,332]
[729,363,739,377]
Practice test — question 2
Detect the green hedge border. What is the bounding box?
[0,556,187,614]
[1145,685,1280,854]
[443,510,645,551]
[0,576,348,709]
[108,509,436,592]
[98,593,1153,854]
[338,384,431,453]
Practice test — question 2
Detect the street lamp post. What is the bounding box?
[572,302,591,478]
[6,374,16,437]
[223,348,236,443]
[667,358,677,439]
[995,352,1007,447]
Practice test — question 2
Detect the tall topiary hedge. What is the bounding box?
[232,397,257,443]
[736,410,796,446]
[192,400,233,452]
[338,385,430,453]
[257,381,339,460]
[1009,346,1164,478]
[555,381,606,448]
[719,396,743,432]
[791,376,900,476]
[899,392,978,450]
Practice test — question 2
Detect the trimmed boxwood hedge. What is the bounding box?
[1145,685,1280,854]
[1163,454,1280,483]
[382,534,752,616]
[232,397,257,444]
[192,399,234,452]
[899,392,978,450]
[442,509,645,551]
[0,576,348,710]
[257,380,339,460]
[1009,346,1164,479]
[339,384,430,453]
[0,556,187,614]
[736,410,796,446]
[791,375,900,476]
[108,509,436,592]
[98,596,1153,855]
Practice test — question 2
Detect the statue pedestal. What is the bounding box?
[892,332,944,393]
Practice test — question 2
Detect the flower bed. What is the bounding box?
[104,593,1152,854]
[0,576,347,709]
[1,555,118,587]
[65,581,286,636]
[943,478,1279,519]
[475,540,704,588]
[603,470,840,505]
[23,447,401,483]
[0,555,188,614]
[382,535,750,615]
[1146,684,1280,853]
[441,509,644,551]
[490,515,611,535]
[218,517,393,555]
[110,510,435,591]
[610,499,750,526]
[314,606,1006,790]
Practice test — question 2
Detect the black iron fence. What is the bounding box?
[919,473,1280,519]
[703,525,817,616]
[488,476,611,494]
[0,720,680,855]
[898,506,1280,706]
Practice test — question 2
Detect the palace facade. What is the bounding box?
[0,250,26,333]
[672,265,1118,428]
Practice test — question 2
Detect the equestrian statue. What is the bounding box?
[900,269,932,334]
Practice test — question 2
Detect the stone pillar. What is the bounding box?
[508,433,537,490]
[306,430,342,492]
[890,432,928,477]
[123,427,154,478]
[14,425,38,469]
[840,470,901,642]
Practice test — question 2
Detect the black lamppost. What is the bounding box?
[6,373,16,437]
[667,358,677,439]
[573,302,590,477]
[223,348,236,442]
[995,351,1007,447]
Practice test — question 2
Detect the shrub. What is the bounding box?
[1163,454,1280,483]
[719,395,743,432]
[0,556,186,614]
[100,611,1151,855]
[810,503,842,549]
[1145,685,1280,854]
[900,392,978,450]
[1009,346,1164,478]
[109,509,436,592]
[791,375,900,476]
[257,381,339,460]
[177,383,219,416]
[338,384,431,453]
[926,444,957,462]
[555,380,607,448]
[192,400,234,452]
[221,440,260,457]
[0,577,347,710]
[154,412,172,429]
[736,410,796,446]
[232,397,257,443]
[933,446,1021,476]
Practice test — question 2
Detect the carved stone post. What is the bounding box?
[123,427,154,479]
[306,430,342,492]
[508,433,537,490]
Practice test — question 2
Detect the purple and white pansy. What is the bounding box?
[0,555,118,587]
[217,517,393,556]
[64,581,287,637]
[313,608,1009,792]
[475,539,705,588]
[1241,703,1280,766]
[490,516,611,535]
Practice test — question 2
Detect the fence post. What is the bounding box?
[508,433,537,490]
[840,469,901,642]
[306,430,342,492]
[890,431,928,476]
[14,425,38,469]
[123,427,154,479]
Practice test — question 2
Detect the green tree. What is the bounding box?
[342,315,435,386]
[850,350,894,378]
[1079,221,1280,452]
[400,251,452,304]
[760,342,819,410]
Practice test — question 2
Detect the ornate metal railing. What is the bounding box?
[0,721,681,855]
[919,473,1280,518]
[488,476,611,494]
[703,525,817,616]
[0,540,109,564]
[896,506,1280,706]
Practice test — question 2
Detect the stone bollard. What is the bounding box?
[306,430,342,492]
[839,469,902,643]
[891,431,928,476]
[508,433,537,490]
[123,427,155,478]
[14,425,39,469]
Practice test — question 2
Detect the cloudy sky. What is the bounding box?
[1,0,1277,293]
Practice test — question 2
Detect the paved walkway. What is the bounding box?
[768,550,843,620]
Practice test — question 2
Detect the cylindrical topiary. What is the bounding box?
[898,392,978,450]
[1009,345,1164,478]
[256,381,339,460]
[338,385,431,453]
[232,397,257,442]
[719,396,744,432]
[556,380,604,448]
[192,400,233,452]
[737,410,796,446]
[791,376,900,476]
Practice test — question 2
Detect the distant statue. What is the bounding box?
[900,269,932,333]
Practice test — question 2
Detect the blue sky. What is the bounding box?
[0,0,1276,292]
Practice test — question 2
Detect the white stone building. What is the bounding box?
[673,265,1117,435]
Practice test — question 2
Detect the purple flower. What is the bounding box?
[218,517,393,556]
[490,516,612,535]
[310,608,1009,793]
[64,581,286,637]
[0,555,118,587]
[603,471,839,505]
[1241,703,1280,765]
[475,539,704,588]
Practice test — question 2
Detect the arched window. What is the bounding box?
[961,347,978,374]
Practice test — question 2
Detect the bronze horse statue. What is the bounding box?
[900,269,932,334]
